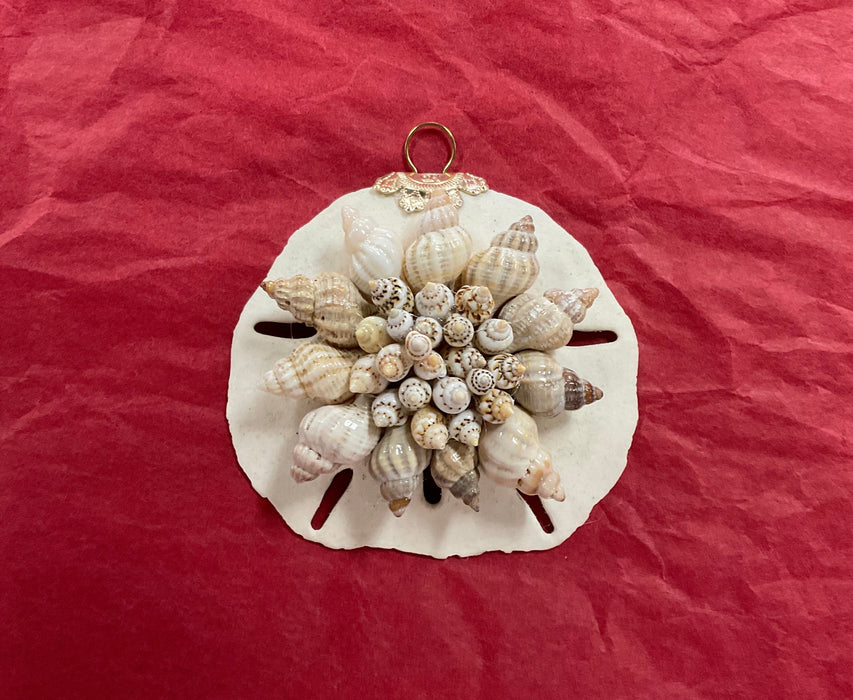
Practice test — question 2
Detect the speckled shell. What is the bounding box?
[376,343,413,382]
[398,377,432,411]
[402,192,473,292]
[262,272,372,347]
[404,331,433,361]
[349,354,389,394]
[515,351,603,417]
[342,206,405,296]
[386,308,416,341]
[478,407,565,501]
[263,341,357,404]
[543,288,599,324]
[355,316,392,354]
[410,406,449,450]
[466,368,496,396]
[487,353,526,390]
[369,277,414,314]
[447,409,483,447]
[474,388,515,424]
[443,314,475,348]
[432,376,471,415]
[461,215,540,305]
[445,346,486,378]
[473,318,514,355]
[371,389,409,428]
[431,440,480,511]
[498,293,574,352]
[292,396,380,482]
[412,316,443,348]
[413,351,447,381]
[415,282,455,321]
[369,424,430,517]
[454,285,495,325]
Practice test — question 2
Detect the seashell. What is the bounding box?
[478,407,565,501]
[412,316,443,348]
[515,351,603,417]
[398,377,432,411]
[474,388,515,424]
[431,440,480,511]
[369,277,414,315]
[402,192,473,292]
[292,396,380,482]
[386,308,416,341]
[466,367,496,396]
[473,318,514,355]
[410,406,449,450]
[342,207,405,296]
[432,376,472,415]
[543,288,599,324]
[445,346,486,378]
[443,314,475,348]
[371,389,409,428]
[415,282,455,321]
[369,424,429,517]
[498,293,574,352]
[447,409,483,447]
[262,272,372,347]
[454,285,495,325]
[404,331,433,361]
[355,316,392,354]
[413,351,447,381]
[264,341,357,404]
[375,343,413,382]
[349,354,389,394]
[487,353,527,391]
[461,215,540,305]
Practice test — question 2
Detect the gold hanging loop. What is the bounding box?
[403,122,457,174]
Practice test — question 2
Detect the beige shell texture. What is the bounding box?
[227,187,638,558]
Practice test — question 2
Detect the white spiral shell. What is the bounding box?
[371,389,409,428]
[498,293,574,352]
[375,343,413,382]
[412,316,443,348]
[413,351,447,381]
[263,342,357,404]
[445,346,486,378]
[386,308,416,341]
[443,314,475,348]
[398,377,432,411]
[342,206,405,296]
[404,331,433,361]
[432,376,471,415]
[355,316,393,354]
[473,318,514,355]
[447,409,483,447]
[349,354,389,394]
[415,282,455,321]
[410,405,449,450]
[466,368,496,396]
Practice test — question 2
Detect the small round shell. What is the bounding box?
[454,285,496,325]
[475,388,515,424]
[376,343,413,382]
[448,409,483,447]
[473,318,514,355]
[432,376,471,415]
[487,353,526,390]
[466,367,496,396]
[386,308,416,341]
[404,330,433,361]
[412,316,443,348]
[415,282,455,321]
[445,346,486,378]
[398,377,432,411]
[349,354,389,394]
[369,277,414,315]
[413,351,447,381]
[443,314,475,348]
[356,316,392,354]
[410,406,449,450]
[371,389,409,428]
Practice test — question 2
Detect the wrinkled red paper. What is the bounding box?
[2,1,852,697]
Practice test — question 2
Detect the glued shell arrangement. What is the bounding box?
[260,190,605,518]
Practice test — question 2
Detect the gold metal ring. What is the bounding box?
[403,122,457,174]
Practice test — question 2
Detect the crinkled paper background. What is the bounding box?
[2,1,851,697]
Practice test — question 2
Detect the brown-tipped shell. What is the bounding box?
[487,353,526,390]
[369,425,429,517]
[475,388,514,424]
[264,342,357,404]
[410,406,449,450]
[543,288,599,324]
[563,368,604,410]
[454,285,496,325]
[445,346,486,378]
[498,293,574,352]
[431,440,480,511]
[514,351,603,417]
[355,316,392,354]
[369,277,414,314]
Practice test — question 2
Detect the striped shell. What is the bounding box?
[445,346,486,378]
[369,424,430,517]
[355,316,392,354]
[371,389,409,428]
[432,376,471,415]
[475,388,515,424]
[376,343,413,382]
[415,282,455,321]
[543,288,599,324]
[447,409,482,447]
[398,377,432,411]
[466,368,496,396]
[349,354,388,394]
[443,314,475,348]
[431,440,480,511]
[461,216,539,305]
[473,318,514,355]
[515,351,603,417]
[410,406,449,450]
[342,207,405,296]
[454,285,495,325]
[413,351,447,381]
[487,353,526,390]
[263,341,357,404]
[498,293,574,352]
[369,277,414,314]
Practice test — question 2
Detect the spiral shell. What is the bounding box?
[447,409,483,447]
[369,277,414,314]
[398,377,432,411]
[371,389,409,428]
[355,316,392,354]
[498,293,574,352]
[475,388,514,424]
[349,354,389,394]
[473,318,514,355]
[413,351,447,381]
[445,346,486,378]
[412,316,443,348]
[292,396,380,482]
[386,308,416,341]
[478,407,565,501]
[466,368,496,396]
[369,424,429,517]
[410,406,449,450]
[443,314,475,348]
[404,331,433,361]
[432,376,471,415]
[454,285,495,325]
[262,272,372,347]
[431,440,480,511]
[514,351,603,417]
[376,343,413,382]
[402,192,473,292]
[264,342,357,404]
[415,282,455,321]
[461,216,540,305]
[342,207,405,296]
[543,288,599,324]
[487,353,526,390]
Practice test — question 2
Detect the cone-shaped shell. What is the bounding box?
[473,318,513,355]
[443,314,475,348]
[376,343,413,382]
[543,288,599,324]
[371,389,409,428]
[487,352,526,390]
[498,293,574,352]
[264,342,357,404]
[342,207,405,296]
[369,277,414,314]
[369,424,429,517]
[410,406,449,450]
[447,409,482,447]
[404,331,433,361]
[413,351,447,381]
[445,346,486,378]
[454,285,495,325]
[262,272,372,347]
[398,377,432,411]
[466,367,496,396]
[415,282,455,321]
[431,440,480,511]
[412,316,443,348]
[386,308,416,341]
[355,316,392,354]
[432,376,471,415]
[349,354,389,394]
[461,216,540,305]
[514,351,603,417]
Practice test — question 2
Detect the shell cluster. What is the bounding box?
[260,192,606,519]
